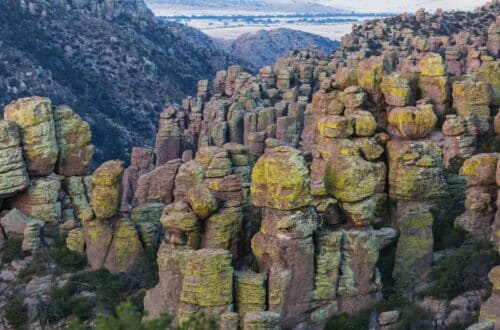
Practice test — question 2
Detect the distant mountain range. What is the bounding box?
[146,0,342,13]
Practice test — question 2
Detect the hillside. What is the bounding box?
[227,28,340,70]
[0,0,230,163]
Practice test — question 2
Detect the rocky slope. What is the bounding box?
[0,1,499,330]
[0,0,230,163]
[227,28,340,71]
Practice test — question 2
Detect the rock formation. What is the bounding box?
[0,1,500,329]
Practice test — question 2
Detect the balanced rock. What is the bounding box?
[92,160,124,219]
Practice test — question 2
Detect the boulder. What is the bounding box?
[419,53,446,76]
[54,105,94,176]
[251,146,311,210]
[243,312,281,330]
[324,151,376,203]
[381,73,414,106]
[387,104,437,139]
[104,218,144,273]
[4,97,58,176]
[317,115,354,138]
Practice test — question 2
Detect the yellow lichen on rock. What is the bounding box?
[251,146,312,210]
[92,160,124,219]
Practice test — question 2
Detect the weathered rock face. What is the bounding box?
[3,97,58,176]
[54,105,94,176]
[0,120,29,197]
[251,146,312,210]
[7,176,62,227]
[479,266,500,329]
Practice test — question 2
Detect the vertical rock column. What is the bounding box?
[418,53,449,119]
[155,107,185,166]
[121,147,155,210]
[386,101,448,293]
[455,153,498,242]
[250,145,316,328]
[452,77,491,134]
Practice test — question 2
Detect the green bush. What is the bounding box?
[431,197,467,251]
[95,303,172,330]
[324,295,433,330]
[427,243,500,299]
[5,296,27,329]
[2,238,24,263]
[52,236,87,272]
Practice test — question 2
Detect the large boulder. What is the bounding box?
[251,146,311,210]
[54,105,94,176]
[4,97,58,176]
[387,104,437,139]
[324,150,376,203]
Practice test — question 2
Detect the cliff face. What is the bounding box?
[0,0,230,163]
[228,28,340,71]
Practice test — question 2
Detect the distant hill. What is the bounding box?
[0,0,230,163]
[146,0,341,13]
[227,28,339,70]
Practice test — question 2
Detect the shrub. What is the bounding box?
[324,295,433,330]
[68,269,127,312]
[17,253,51,282]
[426,243,500,299]
[5,296,27,329]
[95,303,172,330]
[52,236,87,272]
[1,238,24,263]
[431,197,467,250]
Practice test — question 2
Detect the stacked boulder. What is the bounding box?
[0,96,94,254]
[143,144,253,323]
[455,153,498,243]
[250,145,316,328]
[74,160,143,273]
[386,96,447,292]
[418,53,449,119]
